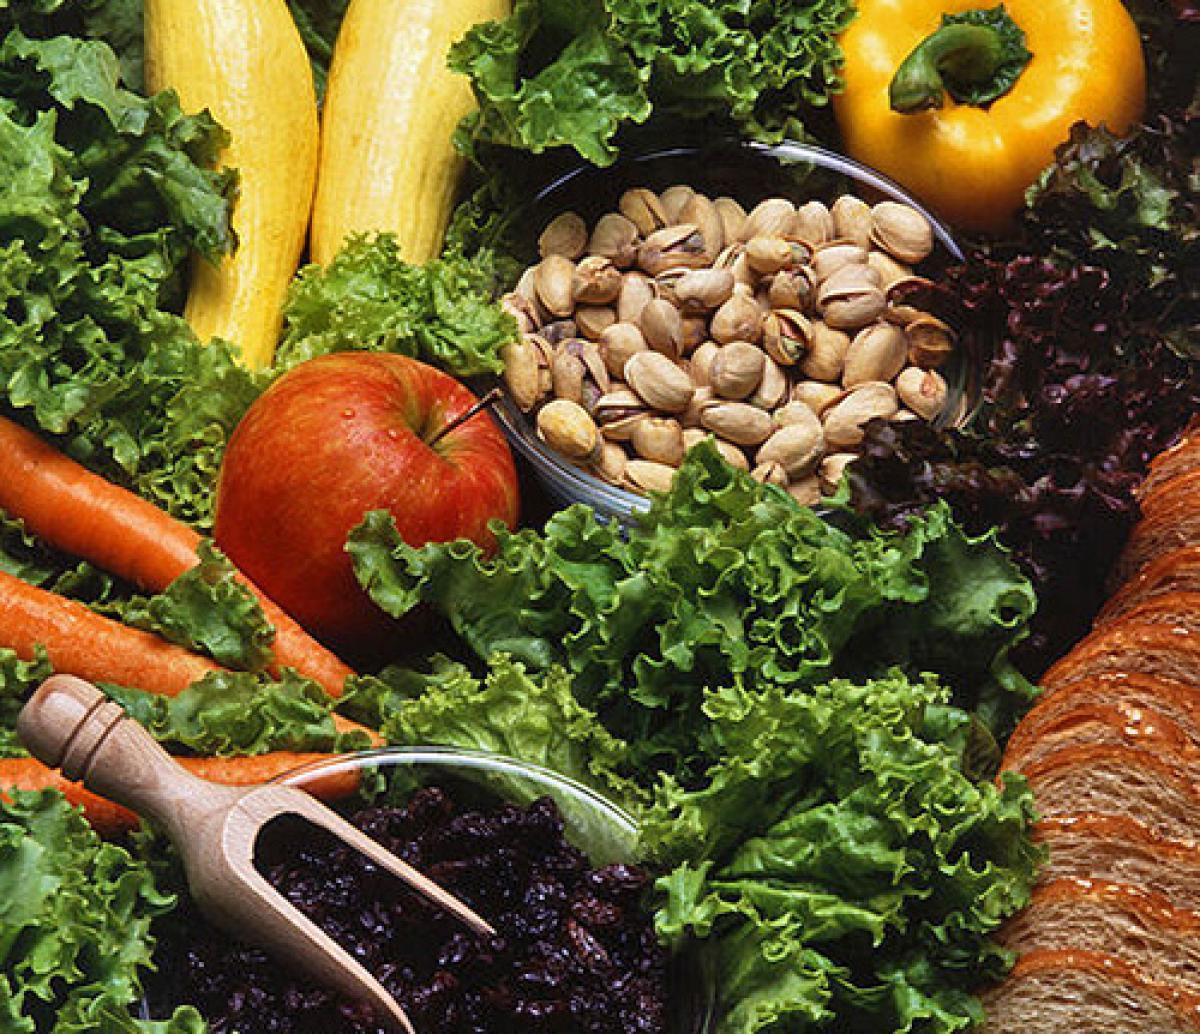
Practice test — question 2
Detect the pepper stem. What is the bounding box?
[889,5,1032,113]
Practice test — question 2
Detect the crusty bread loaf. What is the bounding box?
[1001,699,1200,773]
[1012,745,1200,842]
[1041,620,1200,695]
[998,878,1200,995]
[1113,487,1200,586]
[979,949,1200,1032]
[1139,420,1200,499]
[1034,815,1200,913]
[1100,547,1200,626]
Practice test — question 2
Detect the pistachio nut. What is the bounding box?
[799,322,850,382]
[541,319,578,345]
[570,338,610,394]
[537,399,599,461]
[681,317,708,354]
[624,459,676,494]
[575,305,616,340]
[631,416,685,466]
[883,275,935,327]
[500,291,540,335]
[599,322,648,379]
[818,452,858,494]
[896,367,948,421]
[593,441,628,485]
[588,213,640,268]
[660,184,696,222]
[700,400,774,446]
[617,272,656,325]
[501,337,541,411]
[750,354,789,410]
[711,291,763,344]
[843,323,907,387]
[534,255,577,319]
[714,197,748,243]
[756,417,825,479]
[638,224,709,276]
[740,198,796,241]
[682,427,708,451]
[867,251,911,290]
[892,408,920,423]
[678,192,725,261]
[673,268,735,313]
[619,187,669,236]
[625,351,695,413]
[751,461,788,487]
[640,298,684,359]
[538,211,588,260]
[710,342,766,401]
[788,476,823,506]
[811,242,869,282]
[817,264,886,330]
[551,348,585,404]
[710,436,751,471]
[791,200,835,245]
[745,236,795,276]
[831,195,873,250]
[822,382,898,448]
[790,381,845,417]
[905,314,956,368]
[870,201,934,265]
[762,310,813,367]
[767,267,817,312]
[595,388,650,441]
[573,256,623,305]
[680,386,715,428]
[689,341,719,388]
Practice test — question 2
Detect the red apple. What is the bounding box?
[213,352,519,652]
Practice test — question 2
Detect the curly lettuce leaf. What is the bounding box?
[0,790,177,1031]
[449,0,855,165]
[113,541,274,673]
[648,675,1042,1034]
[277,233,516,377]
[0,648,51,758]
[350,444,1036,774]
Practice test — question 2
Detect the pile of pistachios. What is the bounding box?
[500,185,959,504]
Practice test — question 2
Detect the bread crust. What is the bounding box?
[1100,547,1200,625]
[1042,620,1200,694]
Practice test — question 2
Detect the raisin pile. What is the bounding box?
[145,787,670,1033]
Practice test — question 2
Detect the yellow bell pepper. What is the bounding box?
[834,0,1146,233]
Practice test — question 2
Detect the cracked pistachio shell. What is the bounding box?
[740,198,796,241]
[752,460,788,487]
[599,322,648,378]
[788,476,823,506]
[500,291,540,335]
[640,298,684,359]
[745,236,795,276]
[592,441,628,485]
[678,193,725,260]
[867,250,911,290]
[749,354,788,410]
[799,323,850,382]
[588,213,640,268]
[822,382,898,448]
[711,290,763,344]
[843,323,908,387]
[575,305,616,340]
[681,385,715,428]
[534,255,576,318]
[501,337,541,411]
[537,399,598,461]
[619,187,669,236]
[551,348,585,403]
[699,401,774,446]
[791,200,835,245]
[790,381,845,417]
[811,242,869,282]
[689,341,719,388]
[638,224,709,276]
[624,459,677,494]
[617,272,655,324]
[714,197,748,243]
[539,211,588,259]
[756,417,825,479]
[870,202,934,265]
[673,268,735,313]
[767,267,817,312]
[573,256,623,304]
[631,417,685,466]
[660,184,696,222]
[817,264,886,330]
[896,367,948,421]
[710,342,766,401]
[625,351,695,413]
[819,452,858,494]
[762,310,813,366]
[906,314,956,368]
[831,195,873,249]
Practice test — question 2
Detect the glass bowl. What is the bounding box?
[276,747,715,1034]
[488,138,973,524]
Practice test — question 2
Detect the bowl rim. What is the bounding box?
[271,744,640,840]
[491,137,969,520]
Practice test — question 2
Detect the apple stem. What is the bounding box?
[427,388,504,449]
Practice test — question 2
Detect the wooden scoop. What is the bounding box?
[17,674,495,1034]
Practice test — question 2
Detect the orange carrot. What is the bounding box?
[0,569,224,695]
[0,417,354,696]
[0,754,362,835]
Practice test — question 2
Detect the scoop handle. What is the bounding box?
[17,674,219,828]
